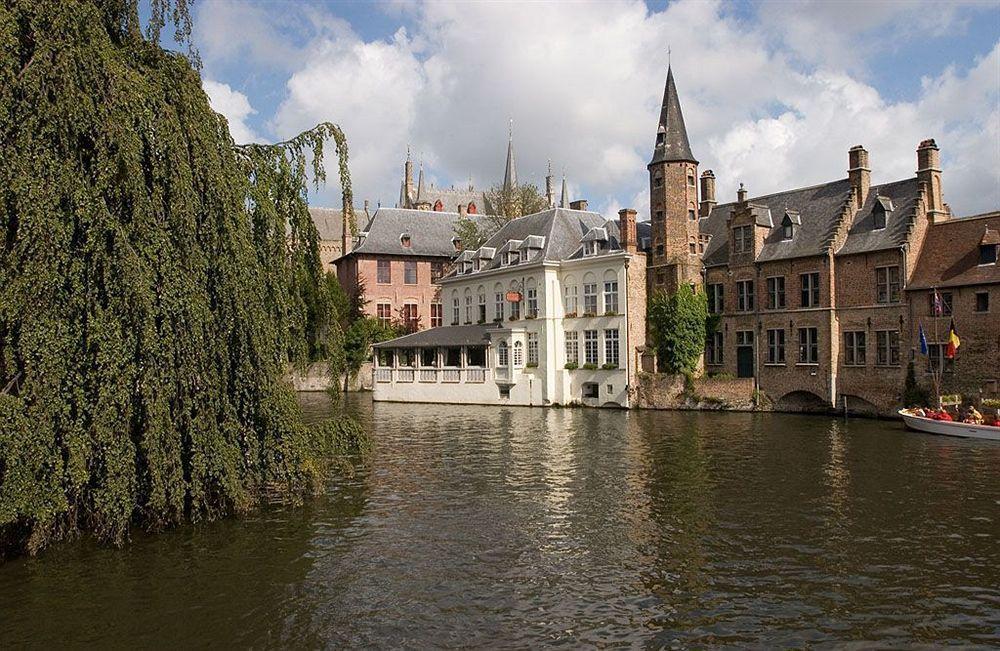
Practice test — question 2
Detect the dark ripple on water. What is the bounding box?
[1,394,999,648]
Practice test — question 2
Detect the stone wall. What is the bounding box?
[288,361,373,392]
[633,372,756,411]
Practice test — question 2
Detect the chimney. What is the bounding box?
[848,145,871,206]
[458,203,467,217]
[917,139,946,221]
[363,199,370,220]
[569,199,588,211]
[737,183,748,204]
[618,208,637,254]
[404,151,413,205]
[699,170,717,217]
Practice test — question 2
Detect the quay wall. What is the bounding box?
[633,373,756,411]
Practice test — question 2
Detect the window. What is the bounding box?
[875,330,900,367]
[604,329,619,367]
[844,331,866,366]
[467,346,486,366]
[707,284,724,314]
[655,210,664,223]
[798,327,819,364]
[582,383,599,399]
[495,292,504,321]
[706,331,723,365]
[687,172,695,187]
[603,281,619,314]
[509,297,520,320]
[766,276,786,309]
[737,330,754,347]
[975,291,990,312]
[565,331,579,366]
[526,287,538,317]
[421,348,436,367]
[766,329,785,364]
[377,259,391,284]
[688,209,696,221]
[584,330,599,365]
[513,341,524,367]
[875,266,901,304]
[737,280,754,312]
[478,290,487,322]
[452,297,460,325]
[376,302,392,326]
[733,225,753,253]
[655,244,664,257]
[927,344,954,373]
[430,303,442,328]
[403,260,417,285]
[781,222,793,240]
[800,272,820,308]
[527,333,539,366]
[689,239,697,254]
[445,346,461,368]
[497,341,509,367]
[431,261,446,282]
[583,283,598,315]
[564,285,578,315]
[465,293,473,323]
[654,173,663,188]
[929,291,953,316]
[873,207,886,230]
[401,303,418,330]
[980,244,998,265]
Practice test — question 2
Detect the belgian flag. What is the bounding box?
[945,319,961,359]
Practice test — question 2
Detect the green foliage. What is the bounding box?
[343,317,400,385]
[582,363,598,370]
[461,182,549,247]
[453,215,489,251]
[902,361,931,407]
[649,285,709,374]
[0,0,363,556]
[564,362,579,370]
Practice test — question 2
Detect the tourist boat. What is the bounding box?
[898,409,1000,441]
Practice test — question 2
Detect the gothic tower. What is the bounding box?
[648,65,701,293]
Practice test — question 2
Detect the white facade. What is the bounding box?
[372,210,645,407]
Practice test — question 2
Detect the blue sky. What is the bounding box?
[190,0,1000,217]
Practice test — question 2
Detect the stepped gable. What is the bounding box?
[908,211,1000,289]
[837,177,920,255]
[350,207,487,258]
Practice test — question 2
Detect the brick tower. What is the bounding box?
[648,65,701,293]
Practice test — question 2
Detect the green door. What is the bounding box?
[737,346,754,378]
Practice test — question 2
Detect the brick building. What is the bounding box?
[649,65,998,414]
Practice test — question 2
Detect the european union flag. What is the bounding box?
[919,323,928,356]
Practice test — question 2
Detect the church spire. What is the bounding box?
[649,65,697,166]
[559,174,568,208]
[416,162,425,202]
[503,119,517,191]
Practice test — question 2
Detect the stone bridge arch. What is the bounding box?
[774,390,830,413]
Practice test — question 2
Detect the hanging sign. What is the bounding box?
[505,291,523,303]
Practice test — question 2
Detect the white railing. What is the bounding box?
[374,368,392,383]
[442,369,461,383]
[377,368,490,384]
[397,369,414,383]
[466,368,486,383]
[419,369,437,382]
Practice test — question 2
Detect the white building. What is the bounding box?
[372,206,649,407]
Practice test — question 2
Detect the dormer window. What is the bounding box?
[981,244,998,265]
[656,129,665,146]
[400,233,412,248]
[782,223,793,240]
[872,197,893,230]
[780,211,800,241]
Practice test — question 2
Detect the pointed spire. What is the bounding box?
[560,174,568,208]
[416,162,425,201]
[545,159,555,208]
[650,65,697,166]
[503,119,517,191]
[398,180,406,208]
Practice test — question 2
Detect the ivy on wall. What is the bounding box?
[0,0,363,557]
[648,285,710,374]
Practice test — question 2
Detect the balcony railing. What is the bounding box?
[373,367,492,385]
[375,368,392,383]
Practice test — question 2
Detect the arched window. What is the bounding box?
[494,282,504,321]
[497,340,509,367]
[464,287,473,323]
[689,236,697,255]
[687,171,695,187]
[477,285,486,322]
[433,199,443,211]
[451,290,460,325]
[563,275,578,315]
[467,202,477,214]
[603,270,619,314]
[513,341,524,367]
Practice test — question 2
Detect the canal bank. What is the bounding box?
[2,393,997,648]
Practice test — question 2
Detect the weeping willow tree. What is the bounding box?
[0,0,363,557]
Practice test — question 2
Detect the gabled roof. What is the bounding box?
[308,207,348,241]
[908,212,1000,290]
[347,207,487,258]
[649,66,697,166]
[837,178,919,256]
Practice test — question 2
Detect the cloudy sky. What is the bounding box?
[194,0,1000,219]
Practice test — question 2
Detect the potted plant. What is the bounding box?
[564,311,577,318]
[564,362,579,370]
[526,362,538,368]
[601,362,618,370]
[582,363,598,370]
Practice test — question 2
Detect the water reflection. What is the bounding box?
[0,395,997,648]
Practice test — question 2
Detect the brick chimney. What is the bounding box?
[917,139,946,221]
[618,208,637,254]
[737,183,748,204]
[569,199,589,211]
[699,170,716,217]
[848,145,870,207]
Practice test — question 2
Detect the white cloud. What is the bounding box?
[198,0,1000,216]
[202,79,260,144]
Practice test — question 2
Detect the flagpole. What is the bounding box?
[933,286,941,409]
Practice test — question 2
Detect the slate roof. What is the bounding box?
[908,212,1000,290]
[373,324,494,349]
[469,208,612,272]
[346,208,487,258]
[649,66,697,166]
[308,207,347,241]
[837,178,920,256]
[415,185,486,213]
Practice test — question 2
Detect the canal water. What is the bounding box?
[1,394,998,648]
